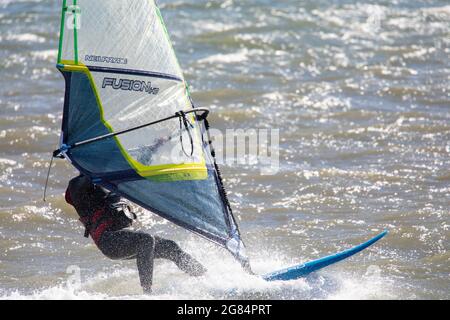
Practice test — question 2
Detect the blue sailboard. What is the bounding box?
[263,231,388,282]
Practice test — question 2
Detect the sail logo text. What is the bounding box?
[102,77,160,95]
[85,55,128,65]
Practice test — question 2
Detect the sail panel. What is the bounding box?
[60,66,232,243]
[59,0,183,78]
[56,0,249,266]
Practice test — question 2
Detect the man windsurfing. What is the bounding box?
[53,1,252,289]
[65,174,207,294]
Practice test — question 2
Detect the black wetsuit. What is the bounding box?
[65,175,206,293]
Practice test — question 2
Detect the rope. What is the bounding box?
[43,153,55,202]
[176,111,194,158]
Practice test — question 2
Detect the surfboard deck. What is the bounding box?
[262,231,388,282]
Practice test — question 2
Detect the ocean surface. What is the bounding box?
[0,0,449,300]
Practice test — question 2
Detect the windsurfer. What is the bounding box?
[65,174,207,294]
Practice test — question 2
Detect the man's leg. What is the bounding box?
[99,230,156,293]
[98,231,206,293]
[154,237,207,277]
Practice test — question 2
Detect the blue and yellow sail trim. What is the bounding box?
[56,0,207,183]
[57,63,207,182]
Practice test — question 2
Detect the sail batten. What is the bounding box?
[87,66,184,82]
[56,0,249,268]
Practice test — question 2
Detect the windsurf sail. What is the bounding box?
[54,0,250,270]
